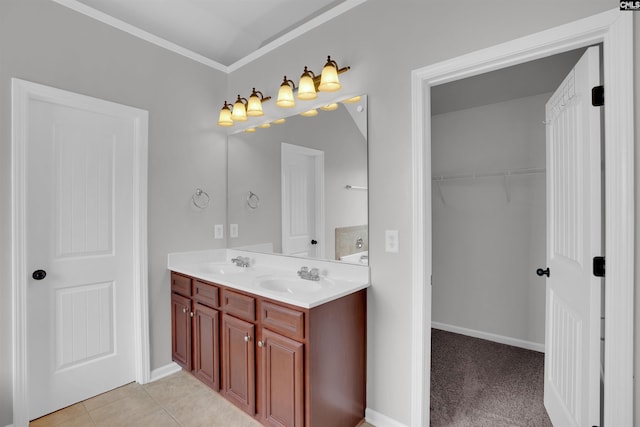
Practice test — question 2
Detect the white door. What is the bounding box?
[281,143,324,258]
[544,46,602,427]
[25,89,138,419]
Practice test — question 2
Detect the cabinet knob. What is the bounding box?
[190,312,194,317]
[182,307,187,313]
[257,340,264,348]
[244,335,251,343]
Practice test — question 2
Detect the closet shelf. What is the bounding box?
[431,167,545,204]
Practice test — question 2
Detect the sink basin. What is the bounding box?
[201,262,249,275]
[255,275,332,295]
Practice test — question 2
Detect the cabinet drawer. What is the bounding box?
[222,289,255,321]
[193,280,219,308]
[260,300,305,340]
[171,272,191,297]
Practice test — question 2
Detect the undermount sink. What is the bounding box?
[255,275,333,295]
[201,262,249,275]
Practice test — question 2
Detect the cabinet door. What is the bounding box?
[222,313,255,415]
[261,329,304,427]
[193,303,220,390]
[171,292,192,370]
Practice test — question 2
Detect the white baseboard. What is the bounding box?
[432,321,545,353]
[365,408,408,427]
[4,424,14,427]
[149,362,182,382]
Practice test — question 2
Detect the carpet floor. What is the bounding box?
[430,329,553,427]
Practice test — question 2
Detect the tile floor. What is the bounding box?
[29,370,374,427]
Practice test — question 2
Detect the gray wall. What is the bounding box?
[0,1,228,425]
[227,1,622,423]
[227,104,367,260]
[431,93,548,346]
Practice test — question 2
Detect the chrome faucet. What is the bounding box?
[297,266,320,281]
[231,256,250,267]
[356,237,363,249]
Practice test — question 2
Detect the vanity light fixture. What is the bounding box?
[300,109,318,117]
[276,76,296,108]
[320,103,339,111]
[272,118,286,124]
[258,122,271,128]
[297,66,318,100]
[247,88,271,117]
[342,95,362,104]
[318,55,350,92]
[231,95,248,122]
[217,100,234,127]
[244,127,256,133]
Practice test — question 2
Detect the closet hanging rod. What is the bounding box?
[432,167,545,182]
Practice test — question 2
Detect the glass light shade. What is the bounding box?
[320,103,339,111]
[276,82,295,108]
[272,118,286,124]
[297,68,317,100]
[300,109,318,117]
[244,127,256,133]
[342,95,362,104]
[246,94,264,117]
[319,63,341,92]
[258,122,271,128]
[231,97,248,122]
[217,103,233,127]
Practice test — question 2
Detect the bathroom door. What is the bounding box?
[543,46,602,427]
[22,82,141,420]
[281,143,324,258]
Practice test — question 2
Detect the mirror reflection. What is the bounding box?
[227,95,368,264]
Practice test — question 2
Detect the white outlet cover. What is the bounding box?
[214,224,224,239]
[385,230,399,253]
[230,223,238,238]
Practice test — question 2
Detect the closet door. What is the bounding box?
[543,45,602,427]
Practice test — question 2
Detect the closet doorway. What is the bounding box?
[429,47,600,426]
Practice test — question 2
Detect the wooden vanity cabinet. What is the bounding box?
[171,292,192,370]
[171,271,366,427]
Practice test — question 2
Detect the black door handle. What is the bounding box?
[536,268,550,277]
[32,269,47,280]
[310,239,318,245]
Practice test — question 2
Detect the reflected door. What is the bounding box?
[281,143,324,258]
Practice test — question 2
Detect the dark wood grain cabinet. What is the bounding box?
[171,270,366,427]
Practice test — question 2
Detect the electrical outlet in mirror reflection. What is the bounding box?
[214,224,224,239]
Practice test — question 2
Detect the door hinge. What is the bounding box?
[593,256,605,277]
[592,85,604,106]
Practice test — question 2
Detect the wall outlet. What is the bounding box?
[230,223,238,238]
[214,224,224,239]
[385,230,399,253]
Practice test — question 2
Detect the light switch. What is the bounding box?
[214,224,224,239]
[385,230,399,253]
[230,223,238,238]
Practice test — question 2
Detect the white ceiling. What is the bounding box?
[57,0,360,70]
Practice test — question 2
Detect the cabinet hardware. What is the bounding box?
[244,335,251,343]
[190,312,194,317]
[257,340,264,347]
[182,307,187,313]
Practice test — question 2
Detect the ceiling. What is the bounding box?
[58,0,360,70]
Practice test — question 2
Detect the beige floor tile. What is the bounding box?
[82,382,146,412]
[165,388,260,427]
[112,409,181,427]
[30,403,91,427]
[144,370,210,406]
[89,391,161,427]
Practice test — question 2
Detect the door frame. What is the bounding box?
[11,78,150,426]
[410,9,633,427]
[281,142,325,258]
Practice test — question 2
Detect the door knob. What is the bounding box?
[32,270,47,280]
[536,267,550,277]
[310,239,318,245]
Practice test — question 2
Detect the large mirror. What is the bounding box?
[227,95,368,264]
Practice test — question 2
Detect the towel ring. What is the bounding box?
[192,188,210,209]
[247,191,260,209]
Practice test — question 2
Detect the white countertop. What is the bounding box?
[168,249,369,309]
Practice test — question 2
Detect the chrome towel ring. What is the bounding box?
[192,188,210,209]
[247,191,260,209]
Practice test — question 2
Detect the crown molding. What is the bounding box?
[51,0,369,74]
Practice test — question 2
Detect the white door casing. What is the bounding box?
[12,79,150,426]
[281,143,325,258]
[410,10,633,427]
[543,46,601,427]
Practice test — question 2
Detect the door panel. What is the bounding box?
[193,303,220,390]
[544,45,602,427]
[26,97,136,419]
[171,293,192,370]
[222,313,256,415]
